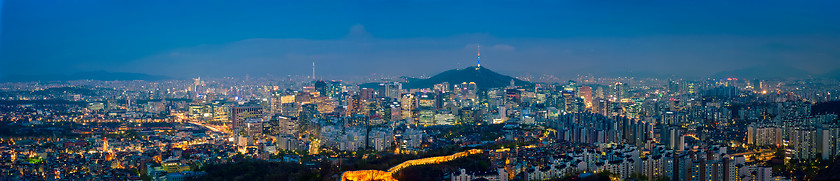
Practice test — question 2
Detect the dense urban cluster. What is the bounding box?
[1,66,840,181]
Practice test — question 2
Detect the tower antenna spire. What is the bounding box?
[477,44,481,68]
[312,58,316,80]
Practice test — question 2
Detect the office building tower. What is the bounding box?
[230,106,264,133]
[360,88,376,101]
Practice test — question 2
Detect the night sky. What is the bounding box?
[2,0,839,79]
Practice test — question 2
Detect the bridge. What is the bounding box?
[341,149,484,181]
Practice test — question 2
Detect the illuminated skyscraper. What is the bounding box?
[458,107,476,125]
[230,106,264,132]
[378,83,389,98]
[563,80,578,96]
[579,86,592,108]
[314,80,328,97]
[434,82,450,93]
[612,82,629,100]
[360,88,376,101]
[348,95,364,116]
[269,92,297,115]
[329,81,344,100]
[193,77,201,92]
[400,93,417,115]
[418,93,436,126]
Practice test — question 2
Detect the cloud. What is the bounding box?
[347,24,371,39]
[490,44,515,51]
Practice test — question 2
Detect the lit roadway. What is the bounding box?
[729,149,776,161]
[341,149,484,181]
[174,112,229,134]
[188,121,229,134]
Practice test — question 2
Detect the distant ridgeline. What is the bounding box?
[360,66,532,90]
[1,71,171,82]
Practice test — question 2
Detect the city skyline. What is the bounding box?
[3,1,840,181]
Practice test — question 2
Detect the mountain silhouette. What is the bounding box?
[821,69,840,80]
[712,65,813,79]
[363,66,531,90]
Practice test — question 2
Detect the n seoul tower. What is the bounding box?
[477,44,481,69]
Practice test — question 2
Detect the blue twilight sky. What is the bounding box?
[1,0,840,79]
